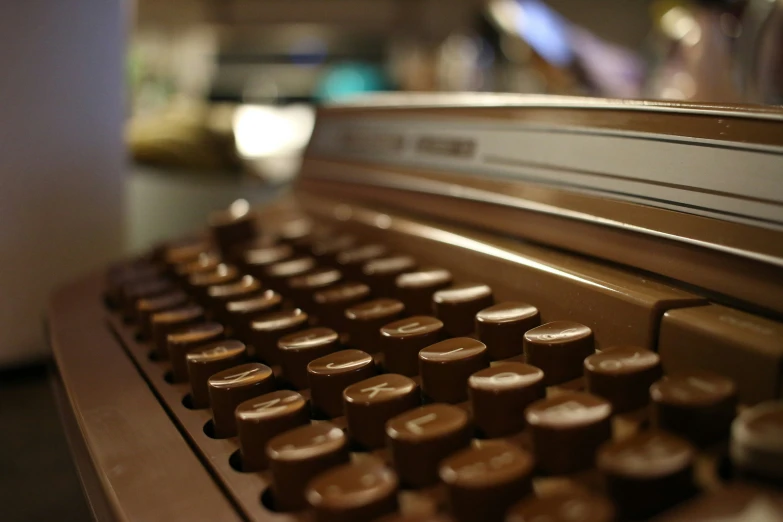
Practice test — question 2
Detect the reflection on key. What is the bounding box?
[224,290,282,341]
[394,267,452,315]
[475,301,539,360]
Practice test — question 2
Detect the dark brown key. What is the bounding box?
[244,244,294,277]
[653,483,783,521]
[267,422,350,511]
[306,461,398,522]
[163,238,212,267]
[730,401,783,480]
[363,255,418,295]
[151,304,205,359]
[344,298,405,352]
[208,203,258,257]
[228,234,278,266]
[651,371,737,446]
[343,374,419,449]
[167,322,224,382]
[375,514,454,522]
[123,277,176,320]
[433,283,493,336]
[106,262,163,308]
[506,492,615,522]
[597,430,695,519]
[264,257,317,291]
[419,338,488,404]
[314,282,371,331]
[380,316,444,376]
[174,251,222,282]
[188,264,241,303]
[278,327,340,389]
[525,392,612,474]
[136,290,188,340]
[224,290,282,340]
[386,404,472,488]
[248,308,309,364]
[524,321,594,386]
[185,340,247,408]
[468,362,545,438]
[394,268,452,315]
[584,346,662,413]
[336,244,389,279]
[277,218,315,246]
[476,302,540,360]
[307,349,376,418]
[439,441,534,522]
[207,362,275,438]
[311,234,357,263]
[235,390,309,471]
[206,275,263,321]
[287,267,342,309]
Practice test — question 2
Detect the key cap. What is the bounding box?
[264,257,317,291]
[344,298,405,352]
[227,234,277,266]
[375,514,454,522]
[123,277,176,320]
[206,275,263,322]
[174,251,221,282]
[278,327,341,389]
[363,255,418,296]
[188,264,241,304]
[224,290,282,340]
[380,316,444,376]
[506,492,615,522]
[307,349,376,418]
[439,441,534,522]
[235,390,309,471]
[207,362,275,438]
[476,302,540,360]
[248,308,309,364]
[652,484,783,521]
[185,340,247,408]
[597,431,695,519]
[314,282,371,331]
[287,267,342,309]
[394,268,452,315]
[106,262,163,308]
[136,290,188,340]
[468,363,545,438]
[659,305,783,404]
[651,371,737,446]
[151,304,205,359]
[167,322,224,383]
[433,283,493,336]
[311,234,357,263]
[386,404,472,488]
[730,400,783,480]
[267,422,350,511]
[208,203,258,257]
[343,374,419,449]
[305,462,399,522]
[525,392,612,474]
[584,346,662,413]
[419,338,488,404]
[524,321,594,386]
[243,244,294,277]
[163,238,212,267]
[336,244,389,279]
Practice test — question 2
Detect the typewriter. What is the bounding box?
[49,94,783,521]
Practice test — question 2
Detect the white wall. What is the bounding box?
[0,1,126,366]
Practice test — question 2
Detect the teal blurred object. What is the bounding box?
[315,62,389,101]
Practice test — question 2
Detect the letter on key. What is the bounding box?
[207,362,275,438]
[307,349,376,418]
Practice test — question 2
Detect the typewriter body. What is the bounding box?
[49,95,783,521]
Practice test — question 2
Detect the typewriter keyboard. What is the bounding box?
[104,199,783,522]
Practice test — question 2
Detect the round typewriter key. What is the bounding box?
[164,238,212,267]
[524,321,594,386]
[174,251,221,282]
[244,244,294,276]
[651,371,738,446]
[186,340,247,408]
[188,264,241,303]
[136,290,188,340]
[167,322,224,382]
[395,268,453,315]
[123,277,176,320]
[650,484,783,521]
[386,404,472,488]
[307,349,376,418]
[343,374,419,449]
[314,282,371,331]
[151,304,205,359]
[311,234,357,263]
[287,267,343,308]
[419,338,488,404]
[440,441,534,522]
[433,283,493,337]
[209,202,258,257]
[249,308,309,364]
[730,400,783,480]
[267,422,350,512]
[476,302,540,360]
[264,256,317,291]
[207,275,263,323]
[506,492,615,522]
[468,363,545,438]
[345,298,405,352]
[584,346,662,413]
[277,218,315,246]
[107,262,163,307]
[207,362,275,438]
[228,234,277,265]
[306,461,399,522]
[336,244,389,278]
[597,430,695,519]
[235,390,309,471]
[225,290,282,340]
[525,392,612,474]
[363,255,418,295]
[380,316,444,376]
[278,327,340,389]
